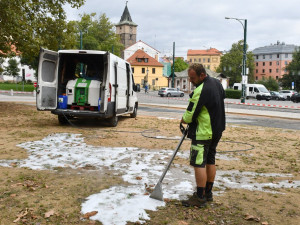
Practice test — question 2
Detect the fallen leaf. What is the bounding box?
[178,221,189,225]
[10,194,17,197]
[83,211,98,219]
[44,209,55,218]
[136,176,142,180]
[244,214,260,222]
[261,222,269,225]
[13,208,29,223]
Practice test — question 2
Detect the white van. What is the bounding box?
[37,48,140,126]
[233,83,271,101]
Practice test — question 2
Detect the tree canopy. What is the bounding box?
[76,13,123,55]
[3,59,20,77]
[216,40,255,86]
[279,47,300,91]
[173,58,189,72]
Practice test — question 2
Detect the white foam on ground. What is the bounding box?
[0,133,299,224]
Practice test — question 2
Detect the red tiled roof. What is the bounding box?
[187,48,222,56]
[127,49,163,67]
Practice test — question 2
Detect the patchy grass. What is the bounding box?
[0,102,299,224]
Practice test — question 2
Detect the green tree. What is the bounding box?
[3,58,20,77]
[76,13,123,56]
[216,40,255,86]
[173,58,189,72]
[256,77,279,91]
[0,58,4,74]
[0,0,84,71]
[279,47,300,92]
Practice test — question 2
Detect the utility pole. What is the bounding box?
[172,42,175,88]
[225,17,248,103]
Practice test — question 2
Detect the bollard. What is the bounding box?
[33,90,36,97]
[10,89,13,96]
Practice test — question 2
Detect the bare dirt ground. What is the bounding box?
[0,102,299,224]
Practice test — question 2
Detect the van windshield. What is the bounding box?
[258,86,269,93]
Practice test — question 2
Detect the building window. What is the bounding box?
[285,53,288,58]
[256,69,258,73]
[152,79,155,85]
[284,69,287,72]
[262,69,265,73]
[152,68,155,74]
[203,58,206,63]
[194,58,196,62]
[208,58,210,63]
[263,62,265,66]
[269,62,272,66]
[269,55,272,59]
[256,62,258,66]
[137,58,142,62]
[276,76,279,80]
[129,34,132,40]
[276,69,279,73]
[285,61,288,65]
[144,58,148,63]
[269,69,272,73]
[276,61,279,65]
[256,55,259,59]
[132,68,134,73]
[255,76,258,80]
[142,68,145,73]
[263,55,265,59]
[277,54,280,58]
[199,58,201,62]
[190,59,192,62]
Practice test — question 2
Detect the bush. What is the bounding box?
[225,89,241,99]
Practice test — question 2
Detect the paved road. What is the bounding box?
[1,92,300,130]
[138,105,300,130]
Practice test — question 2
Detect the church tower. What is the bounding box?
[115,2,137,52]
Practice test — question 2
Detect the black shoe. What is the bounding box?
[182,192,206,207]
[206,192,213,202]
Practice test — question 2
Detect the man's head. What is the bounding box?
[188,63,207,86]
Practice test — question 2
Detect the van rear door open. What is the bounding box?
[37,48,58,110]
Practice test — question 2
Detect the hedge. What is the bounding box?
[225,89,241,99]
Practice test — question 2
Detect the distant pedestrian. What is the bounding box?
[145,85,148,94]
[181,63,225,207]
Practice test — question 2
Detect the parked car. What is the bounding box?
[291,93,300,103]
[279,90,297,100]
[158,87,184,97]
[270,91,285,101]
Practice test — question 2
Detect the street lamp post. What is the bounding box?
[225,17,248,103]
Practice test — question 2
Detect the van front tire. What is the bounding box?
[108,115,118,127]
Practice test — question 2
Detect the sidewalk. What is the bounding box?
[1,94,299,120]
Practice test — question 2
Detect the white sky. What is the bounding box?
[1,132,299,224]
[64,0,300,58]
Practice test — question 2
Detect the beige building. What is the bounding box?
[127,49,167,89]
[187,48,222,72]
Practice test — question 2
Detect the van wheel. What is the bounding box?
[58,115,68,125]
[287,96,291,100]
[167,93,171,97]
[130,104,138,118]
[180,93,184,97]
[108,115,118,127]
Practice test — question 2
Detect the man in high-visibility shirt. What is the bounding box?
[181,63,225,207]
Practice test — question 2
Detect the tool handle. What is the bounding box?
[157,124,188,183]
